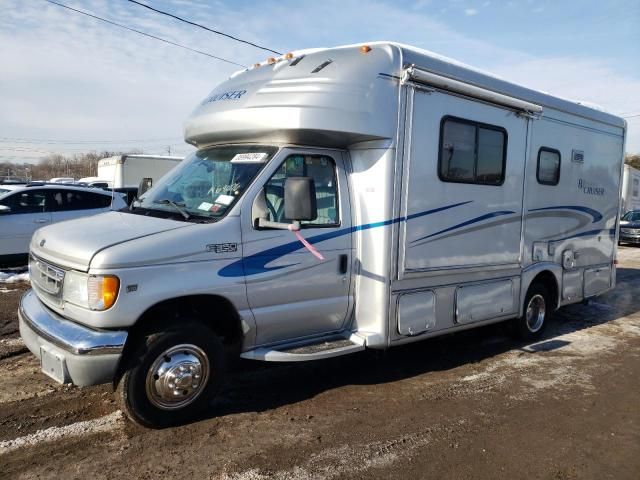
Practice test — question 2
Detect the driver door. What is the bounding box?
[241,148,353,346]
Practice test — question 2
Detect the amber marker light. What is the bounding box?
[253,63,261,68]
[284,52,294,60]
[360,45,372,54]
[267,57,277,64]
[88,275,120,310]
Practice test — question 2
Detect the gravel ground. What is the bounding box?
[1,249,639,479]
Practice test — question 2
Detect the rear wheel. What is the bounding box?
[117,324,225,428]
[512,283,551,341]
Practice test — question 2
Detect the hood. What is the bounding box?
[31,211,191,271]
[620,220,640,228]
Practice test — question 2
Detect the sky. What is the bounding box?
[1,0,639,167]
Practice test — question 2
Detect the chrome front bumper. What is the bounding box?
[18,290,128,386]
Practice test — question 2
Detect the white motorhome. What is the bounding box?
[19,42,626,428]
[620,164,640,214]
[97,154,182,188]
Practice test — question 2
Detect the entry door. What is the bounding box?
[400,89,528,273]
[242,148,352,346]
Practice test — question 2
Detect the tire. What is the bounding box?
[512,282,551,341]
[116,324,225,428]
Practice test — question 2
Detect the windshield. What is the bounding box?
[622,211,640,222]
[136,145,277,221]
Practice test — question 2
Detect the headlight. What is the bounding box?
[63,272,120,310]
[63,271,89,308]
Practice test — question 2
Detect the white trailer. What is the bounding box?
[97,154,182,188]
[19,42,626,427]
[620,164,640,214]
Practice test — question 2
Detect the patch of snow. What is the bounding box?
[0,271,30,284]
[0,411,124,455]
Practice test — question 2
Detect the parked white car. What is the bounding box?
[0,184,126,266]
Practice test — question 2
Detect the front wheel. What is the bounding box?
[117,324,225,428]
[512,283,551,341]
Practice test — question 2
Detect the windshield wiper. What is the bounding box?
[153,199,191,220]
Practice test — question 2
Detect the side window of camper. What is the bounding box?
[438,116,506,185]
[264,154,339,226]
[537,148,561,185]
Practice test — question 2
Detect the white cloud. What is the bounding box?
[465,8,479,16]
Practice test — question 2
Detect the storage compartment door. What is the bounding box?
[456,280,516,324]
[584,266,611,297]
[396,291,436,336]
[562,270,583,301]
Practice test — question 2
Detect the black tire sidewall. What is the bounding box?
[119,325,225,428]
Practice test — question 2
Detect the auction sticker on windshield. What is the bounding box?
[198,202,214,211]
[230,152,269,163]
[215,195,234,206]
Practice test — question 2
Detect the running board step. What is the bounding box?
[240,334,365,362]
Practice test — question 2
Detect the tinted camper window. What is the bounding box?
[537,148,561,185]
[439,117,506,185]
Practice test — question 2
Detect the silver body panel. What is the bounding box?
[19,290,126,386]
[19,42,626,386]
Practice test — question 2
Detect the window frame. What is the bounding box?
[536,147,561,186]
[437,115,508,186]
[260,153,341,229]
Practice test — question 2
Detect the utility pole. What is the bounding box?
[166,145,171,155]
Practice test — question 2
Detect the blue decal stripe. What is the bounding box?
[548,228,615,243]
[528,205,602,223]
[218,200,472,278]
[410,211,516,244]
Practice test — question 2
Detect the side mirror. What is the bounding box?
[284,177,317,221]
[138,177,153,196]
[254,177,317,230]
[0,205,10,214]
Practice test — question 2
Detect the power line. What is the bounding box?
[0,136,183,144]
[43,0,246,68]
[623,114,640,119]
[127,0,281,55]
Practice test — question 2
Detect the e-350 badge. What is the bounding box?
[206,243,238,253]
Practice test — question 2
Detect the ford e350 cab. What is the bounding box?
[19,42,626,428]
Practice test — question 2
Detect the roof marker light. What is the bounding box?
[267,57,276,64]
[284,52,294,60]
[253,63,261,68]
[360,45,372,54]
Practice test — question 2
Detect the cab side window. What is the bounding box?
[0,190,47,214]
[263,155,339,226]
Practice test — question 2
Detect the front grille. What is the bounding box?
[29,255,65,307]
[621,228,640,236]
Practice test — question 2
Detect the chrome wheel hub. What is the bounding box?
[145,344,210,410]
[526,294,546,333]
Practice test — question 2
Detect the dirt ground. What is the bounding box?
[1,250,639,480]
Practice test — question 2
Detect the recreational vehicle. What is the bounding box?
[19,42,626,427]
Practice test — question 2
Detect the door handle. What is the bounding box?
[339,254,348,274]
[34,219,49,223]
